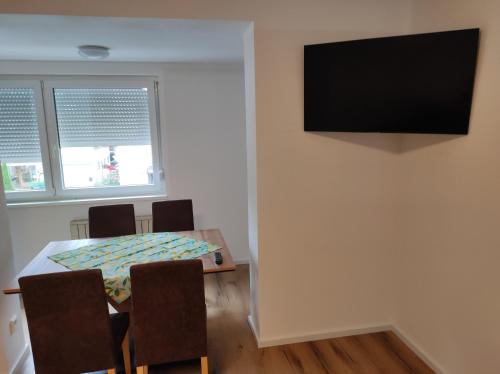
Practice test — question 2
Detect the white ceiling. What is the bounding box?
[0,15,249,62]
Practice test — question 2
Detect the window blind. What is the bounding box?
[0,88,43,163]
[53,88,152,148]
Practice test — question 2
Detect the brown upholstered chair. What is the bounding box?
[152,199,194,233]
[19,269,132,374]
[89,204,136,238]
[130,260,208,374]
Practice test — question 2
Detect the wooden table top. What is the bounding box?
[3,228,236,296]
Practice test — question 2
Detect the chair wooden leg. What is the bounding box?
[137,365,148,374]
[201,356,208,374]
[121,329,132,374]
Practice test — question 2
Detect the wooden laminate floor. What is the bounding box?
[19,265,433,374]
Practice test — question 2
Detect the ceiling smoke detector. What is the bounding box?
[78,45,110,60]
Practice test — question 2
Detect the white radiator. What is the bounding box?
[69,215,153,239]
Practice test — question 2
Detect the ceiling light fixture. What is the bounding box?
[78,45,110,60]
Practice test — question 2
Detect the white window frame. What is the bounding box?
[2,76,164,203]
[0,79,55,202]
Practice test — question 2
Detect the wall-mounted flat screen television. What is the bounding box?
[304,29,480,134]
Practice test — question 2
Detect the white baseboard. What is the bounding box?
[247,315,259,345]
[10,344,30,374]
[254,323,392,348]
[391,325,445,374]
[234,258,249,265]
[245,321,443,372]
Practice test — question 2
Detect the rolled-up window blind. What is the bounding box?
[0,88,43,163]
[53,88,152,148]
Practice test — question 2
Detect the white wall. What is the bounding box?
[3,5,500,373]
[248,3,411,344]
[0,175,27,373]
[2,61,249,271]
[243,23,260,337]
[392,1,500,372]
[0,0,414,350]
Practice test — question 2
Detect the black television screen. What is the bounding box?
[304,29,480,134]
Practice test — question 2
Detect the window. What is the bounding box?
[0,77,163,202]
[0,81,53,201]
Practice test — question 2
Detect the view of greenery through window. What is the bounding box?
[1,162,45,192]
[60,145,153,189]
[1,145,153,191]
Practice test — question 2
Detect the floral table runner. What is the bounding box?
[49,232,220,303]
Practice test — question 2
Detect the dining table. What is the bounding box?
[3,228,236,312]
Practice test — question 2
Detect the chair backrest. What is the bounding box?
[89,204,136,238]
[152,199,194,232]
[19,270,116,374]
[130,260,207,366]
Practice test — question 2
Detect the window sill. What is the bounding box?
[6,194,167,209]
